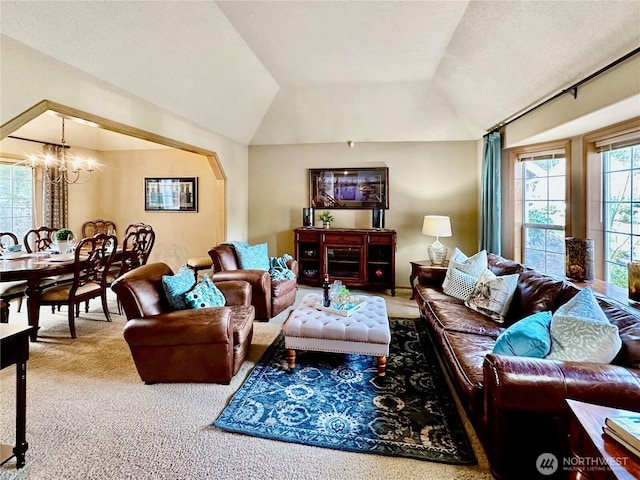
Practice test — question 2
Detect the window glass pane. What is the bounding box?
[606,232,631,265]
[524,176,548,201]
[606,202,631,232]
[605,149,632,172]
[547,176,565,201]
[0,163,33,241]
[547,229,566,254]
[524,249,545,272]
[547,252,565,276]
[524,227,546,250]
[606,170,632,201]
[519,153,566,276]
[607,262,628,289]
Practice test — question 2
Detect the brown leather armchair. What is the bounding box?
[111,262,255,384]
[208,244,298,320]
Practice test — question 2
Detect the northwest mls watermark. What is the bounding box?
[536,453,631,475]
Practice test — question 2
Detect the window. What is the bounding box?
[517,151,566,275]
[601,140,640,289]
[0,160,34,242]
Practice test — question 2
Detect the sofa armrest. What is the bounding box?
[484,353,640,415]
[123,307,233,346]
[211,269,270,295]
[483,353,640,479]
[215,280,252,306]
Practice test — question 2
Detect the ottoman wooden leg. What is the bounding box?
[377,356,387,377]
[287,349,296,371]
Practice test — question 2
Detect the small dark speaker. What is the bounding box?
[303,207,315,227]
[372,209,385,229]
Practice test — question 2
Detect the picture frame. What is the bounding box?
[144,177,198,212]
[309,167,389,210]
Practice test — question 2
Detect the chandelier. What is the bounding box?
[28,118,95,185]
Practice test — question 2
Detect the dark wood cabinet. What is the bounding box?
[294,227,396,295]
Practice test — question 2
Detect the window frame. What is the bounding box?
[508,140,571,267]
[0,154,36,241]
[584,117,640,283]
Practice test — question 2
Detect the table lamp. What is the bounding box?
[422,215,452,265]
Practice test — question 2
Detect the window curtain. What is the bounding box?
[480,131,501,254]
[42,145,69,230]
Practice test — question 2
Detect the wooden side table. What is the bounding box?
[567,399,640,480]
[409,260,448,299]
[1,324,32,469]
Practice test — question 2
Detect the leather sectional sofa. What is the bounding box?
[414,253,640,479]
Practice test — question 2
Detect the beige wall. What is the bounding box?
[248,141,479,290]
[1,35,249,243]
[100,149,222,271]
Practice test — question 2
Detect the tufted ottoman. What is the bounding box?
[282,293,391,376]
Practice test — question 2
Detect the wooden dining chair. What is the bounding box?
[82,219,116,239]
[23,226,57,253]
[39,233,118,338]
[124,222,152,235]
[107,227,155,313]
[0,232,27,313]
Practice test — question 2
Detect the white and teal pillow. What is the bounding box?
[162,265,196,311]
[465,269,519,323]
[184,274,226,309]
[235,243,270,271]
[443,248,487,291]
[546,288,621,363]
[442,248,488,301]
[493,311,552,357]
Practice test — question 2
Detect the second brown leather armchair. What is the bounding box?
[208,243,298,320]
[111,262,254,384]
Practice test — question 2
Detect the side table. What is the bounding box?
[409,260,448,299]
[1,324,32,469]
[567,399,640,480]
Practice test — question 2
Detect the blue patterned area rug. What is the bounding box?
[213,318,476,464]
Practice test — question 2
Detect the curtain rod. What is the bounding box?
[487,46,640,134]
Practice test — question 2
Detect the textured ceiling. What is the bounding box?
[2,1,640,146]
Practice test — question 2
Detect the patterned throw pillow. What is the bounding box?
[162,265,196,311]
[184,274,226,309]
[235,243,270,271]
[465,269,519,323]
[546,288,621,363]
[493,311,552,357]
[442,248,487,290]
[442,248,488,300]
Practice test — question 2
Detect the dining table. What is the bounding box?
[0,250,122,342]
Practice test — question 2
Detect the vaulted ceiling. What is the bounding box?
[1,1,639,146]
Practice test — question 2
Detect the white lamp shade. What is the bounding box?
[422,215,452,237]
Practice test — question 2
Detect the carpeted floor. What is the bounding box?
[0,286,493,480]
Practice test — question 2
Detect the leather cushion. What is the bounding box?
[506,270,565,324]
[441,330,495,414]
[428,300,506,338]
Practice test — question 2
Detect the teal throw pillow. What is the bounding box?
[184,274,226,309]
[546,287,621,363]
[235,243,270,271]
[493,311,552,357]
[162,265,196,311]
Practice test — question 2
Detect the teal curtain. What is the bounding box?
[480,131,501,254]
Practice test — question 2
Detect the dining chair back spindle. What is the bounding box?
[39,233,118,338]
[23,226,57,253]
[82,219,117,239]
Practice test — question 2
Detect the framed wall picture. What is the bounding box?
[144,177,198,212]
[309,167,389,209]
